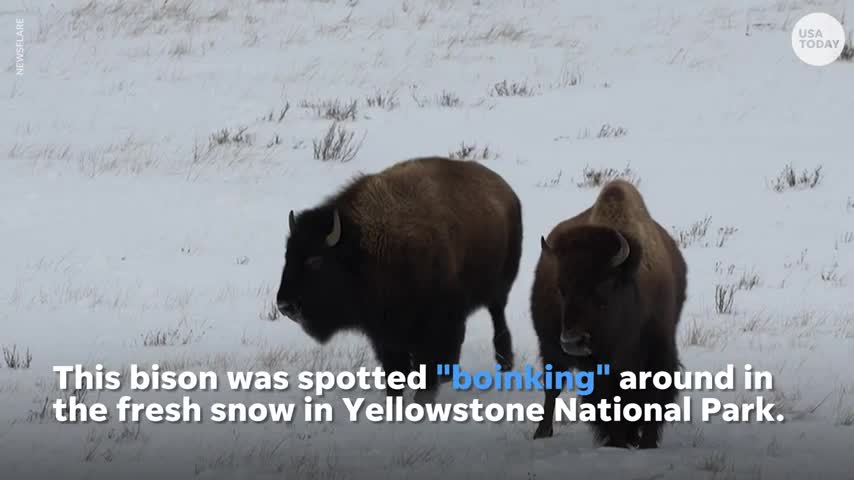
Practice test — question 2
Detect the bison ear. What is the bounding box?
[326,209,342,247]
[288,210,296,233]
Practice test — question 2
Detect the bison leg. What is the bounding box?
[487,300,514,372]
[412,320,465,404]
[626,424,642,448]
[599,421,632,449]
[638,422,662,449]
[637,328,679,449]
[636,383,674,449]
[372,343,412,397]
[533,387,561,439]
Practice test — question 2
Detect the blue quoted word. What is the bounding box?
[437,363,610,396]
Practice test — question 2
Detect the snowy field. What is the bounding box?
[2,0,854,478]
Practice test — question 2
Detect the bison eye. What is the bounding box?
[304,256,323,270]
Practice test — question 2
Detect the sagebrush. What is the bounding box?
[312,122,363,162]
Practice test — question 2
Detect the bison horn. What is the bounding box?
[288,210,296,232]
[611,231,630,267]
[540,236,552,252]
[326,209,341,247]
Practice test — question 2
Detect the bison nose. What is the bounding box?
[560,330,592,357]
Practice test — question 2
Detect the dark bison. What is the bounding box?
[277,157,523,402]
[530,179,686,448]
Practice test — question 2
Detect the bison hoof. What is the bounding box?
[533,423,553,439]
[603,440,630,449]
[496,354,514,372]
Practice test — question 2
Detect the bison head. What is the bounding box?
[277,206,361,343]
[540,226,642,358]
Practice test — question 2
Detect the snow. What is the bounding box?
[2,0,853,478]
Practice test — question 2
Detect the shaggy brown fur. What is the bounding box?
[277,157,523,401]
[530,179,686,448]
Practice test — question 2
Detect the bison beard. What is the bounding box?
[276,157,523,403]
[530,180,687,448]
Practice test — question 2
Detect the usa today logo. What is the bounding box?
[791,13,846,66]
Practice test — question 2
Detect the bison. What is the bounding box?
[277,157,523,402]
[530,179,687,448]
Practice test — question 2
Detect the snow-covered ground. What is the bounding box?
[2,0,853,478]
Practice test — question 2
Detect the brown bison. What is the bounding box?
[277,157,522,402]
[530,179,686,448]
